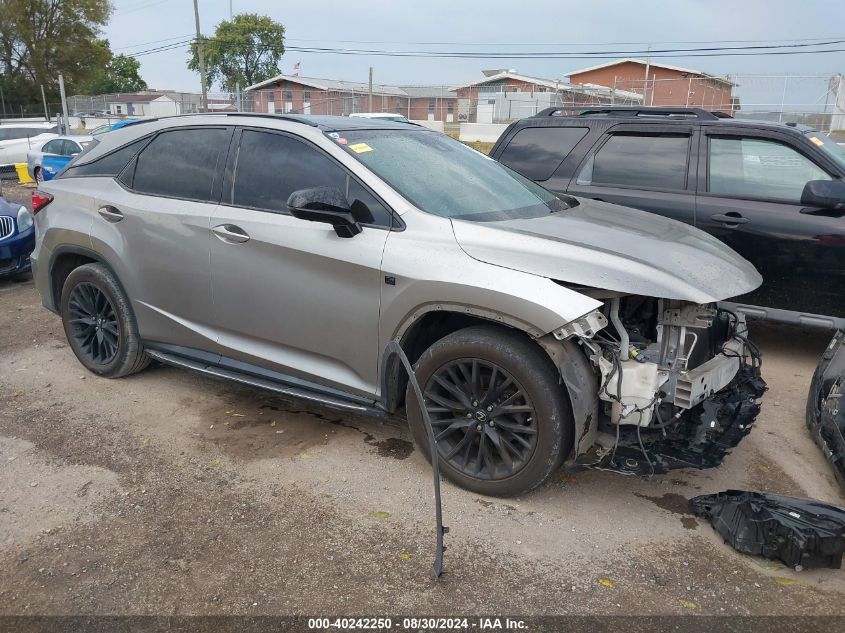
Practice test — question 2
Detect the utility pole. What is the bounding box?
[40,85,49,121]
[58,74,69,134]
[193,0,208,112]
[368,67,373,112]
[230,0,241,111]
[642,45,651,106]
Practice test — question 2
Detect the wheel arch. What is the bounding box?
[48,245,126,313]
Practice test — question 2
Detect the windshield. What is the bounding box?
[327,129,571,221]
[805,131,845,171]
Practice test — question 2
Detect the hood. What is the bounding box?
[451,198,762,304]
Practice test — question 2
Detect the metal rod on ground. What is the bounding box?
[383,340,448,579]
[193,0,208,112]
[58,74,69,134]
[368,67,373,112]
[40,85,49,121]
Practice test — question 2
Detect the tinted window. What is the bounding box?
[42,139,63,154]
[709,137,831,202]
[64,137,150,178]
[133,128,229,201]
[232,130,393,227]
[498,127,588,180]
[581,133,689,190]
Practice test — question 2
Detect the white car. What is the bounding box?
[349,112,410,123]
[0,122,58,166]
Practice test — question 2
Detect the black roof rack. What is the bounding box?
[535,106,722,121]
[220,112,319,127]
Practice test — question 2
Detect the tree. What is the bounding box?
[0,0,112,111]
[188,13,285,92]
[82,47,148,94]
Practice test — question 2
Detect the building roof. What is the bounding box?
[244,74,408,96]
[107,93,168,103]
[564,58,734,86]
[453,71,573,91]
[397,85,457,99]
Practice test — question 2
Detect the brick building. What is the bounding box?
[565,59,736,113]
[243,74,458,122]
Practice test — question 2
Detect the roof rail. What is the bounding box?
[535,106,722,121]
[220,112,320,127]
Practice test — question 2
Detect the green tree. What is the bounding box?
[82,47,148,94]
[188,13,285,92]
[0,0,112,111]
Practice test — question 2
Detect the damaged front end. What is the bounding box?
[806,330,845,491]
[554,296,767,475]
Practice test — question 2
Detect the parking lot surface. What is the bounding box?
[1,184,844,617]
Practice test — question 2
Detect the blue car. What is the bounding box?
[0,196,35,278]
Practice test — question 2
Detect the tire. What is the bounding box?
[406,325,572,497]
[59,263,150,378]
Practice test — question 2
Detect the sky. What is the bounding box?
[103,0,845,109]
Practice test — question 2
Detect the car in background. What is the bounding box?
[91,119,144,138]
[349,112,411,123]
[0,195,35,279]
[27,135,95,182]
[0,122,58,166]
[491,106,845,328]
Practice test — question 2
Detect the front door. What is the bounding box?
[567,125,698,227]
[209,128,393,398]
[696,130,845,318]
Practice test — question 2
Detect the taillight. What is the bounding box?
[31,190,53,214]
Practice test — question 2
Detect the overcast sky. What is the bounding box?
[104,0,845,107]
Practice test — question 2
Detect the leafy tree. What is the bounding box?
[188,13,285,92]
[82,47,148,94]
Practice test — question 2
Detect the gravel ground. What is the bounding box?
[1,181,843,621]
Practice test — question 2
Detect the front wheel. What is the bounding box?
[406,325,573,497]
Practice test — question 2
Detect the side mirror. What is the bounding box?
[800,180,845,215]
[287,187,362,238]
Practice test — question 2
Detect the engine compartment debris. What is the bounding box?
[806,329,845,491]
[689,490,845,570]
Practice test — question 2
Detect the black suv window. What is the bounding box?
[133,128,229,202]
[231,129,393,227]
[498,127,588,180]
[579,133,690,190]
[708,136,831,203]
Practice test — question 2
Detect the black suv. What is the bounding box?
[491,107,845,327]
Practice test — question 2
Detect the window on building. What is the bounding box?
[132,127,228,201]
[428,99,435,113]
[578,133,690,190]
[115,105,123,114]
[498,127,589,181]
[447,101,454,113]
[231,130,393,227]
[303,89,311,102]
[285,85,293,101]
[708,136,831,202]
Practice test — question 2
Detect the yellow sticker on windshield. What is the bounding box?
[809,136,824,146]
[349,142,373,153]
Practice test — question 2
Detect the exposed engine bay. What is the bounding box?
[555,295,768,476]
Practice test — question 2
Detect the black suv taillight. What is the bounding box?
[31,190,54,214]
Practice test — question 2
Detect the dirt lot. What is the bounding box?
[1,182,844,620]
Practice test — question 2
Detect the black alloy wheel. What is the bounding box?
[67,282,120,365]
[424,358,539,480]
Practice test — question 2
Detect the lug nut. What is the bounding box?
[475,424,482,432]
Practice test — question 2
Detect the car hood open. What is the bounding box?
[451,197,762,303]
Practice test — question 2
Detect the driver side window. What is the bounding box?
[231,129,394,227]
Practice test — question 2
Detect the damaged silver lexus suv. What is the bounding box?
[30,114,767,497]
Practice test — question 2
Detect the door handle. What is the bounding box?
[98,205,124,223]
[709,213,749,226]
[212,224,250,243]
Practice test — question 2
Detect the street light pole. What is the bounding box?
[193,0,208,112]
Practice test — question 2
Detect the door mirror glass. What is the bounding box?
[800,179,845,212]
[287,187,362,238]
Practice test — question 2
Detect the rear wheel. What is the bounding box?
[406,325,572,497]
[60,263,150,378]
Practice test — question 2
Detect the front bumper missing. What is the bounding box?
[576,361,767,476]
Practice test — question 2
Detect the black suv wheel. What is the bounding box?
[406,325,572,497]
[60,263,150,378]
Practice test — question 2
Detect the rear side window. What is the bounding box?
[231,129,394,227]
[132,128,229,202]
[64,137,149,178]
[498,127,588,180]
[578,133,690,190]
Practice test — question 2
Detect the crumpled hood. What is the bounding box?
[452,197,762,303]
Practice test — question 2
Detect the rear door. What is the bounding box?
[566,124,698,226]
[208,127,392,399]
[696,128,844,318]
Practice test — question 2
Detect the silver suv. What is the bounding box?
[30,114,767,496]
